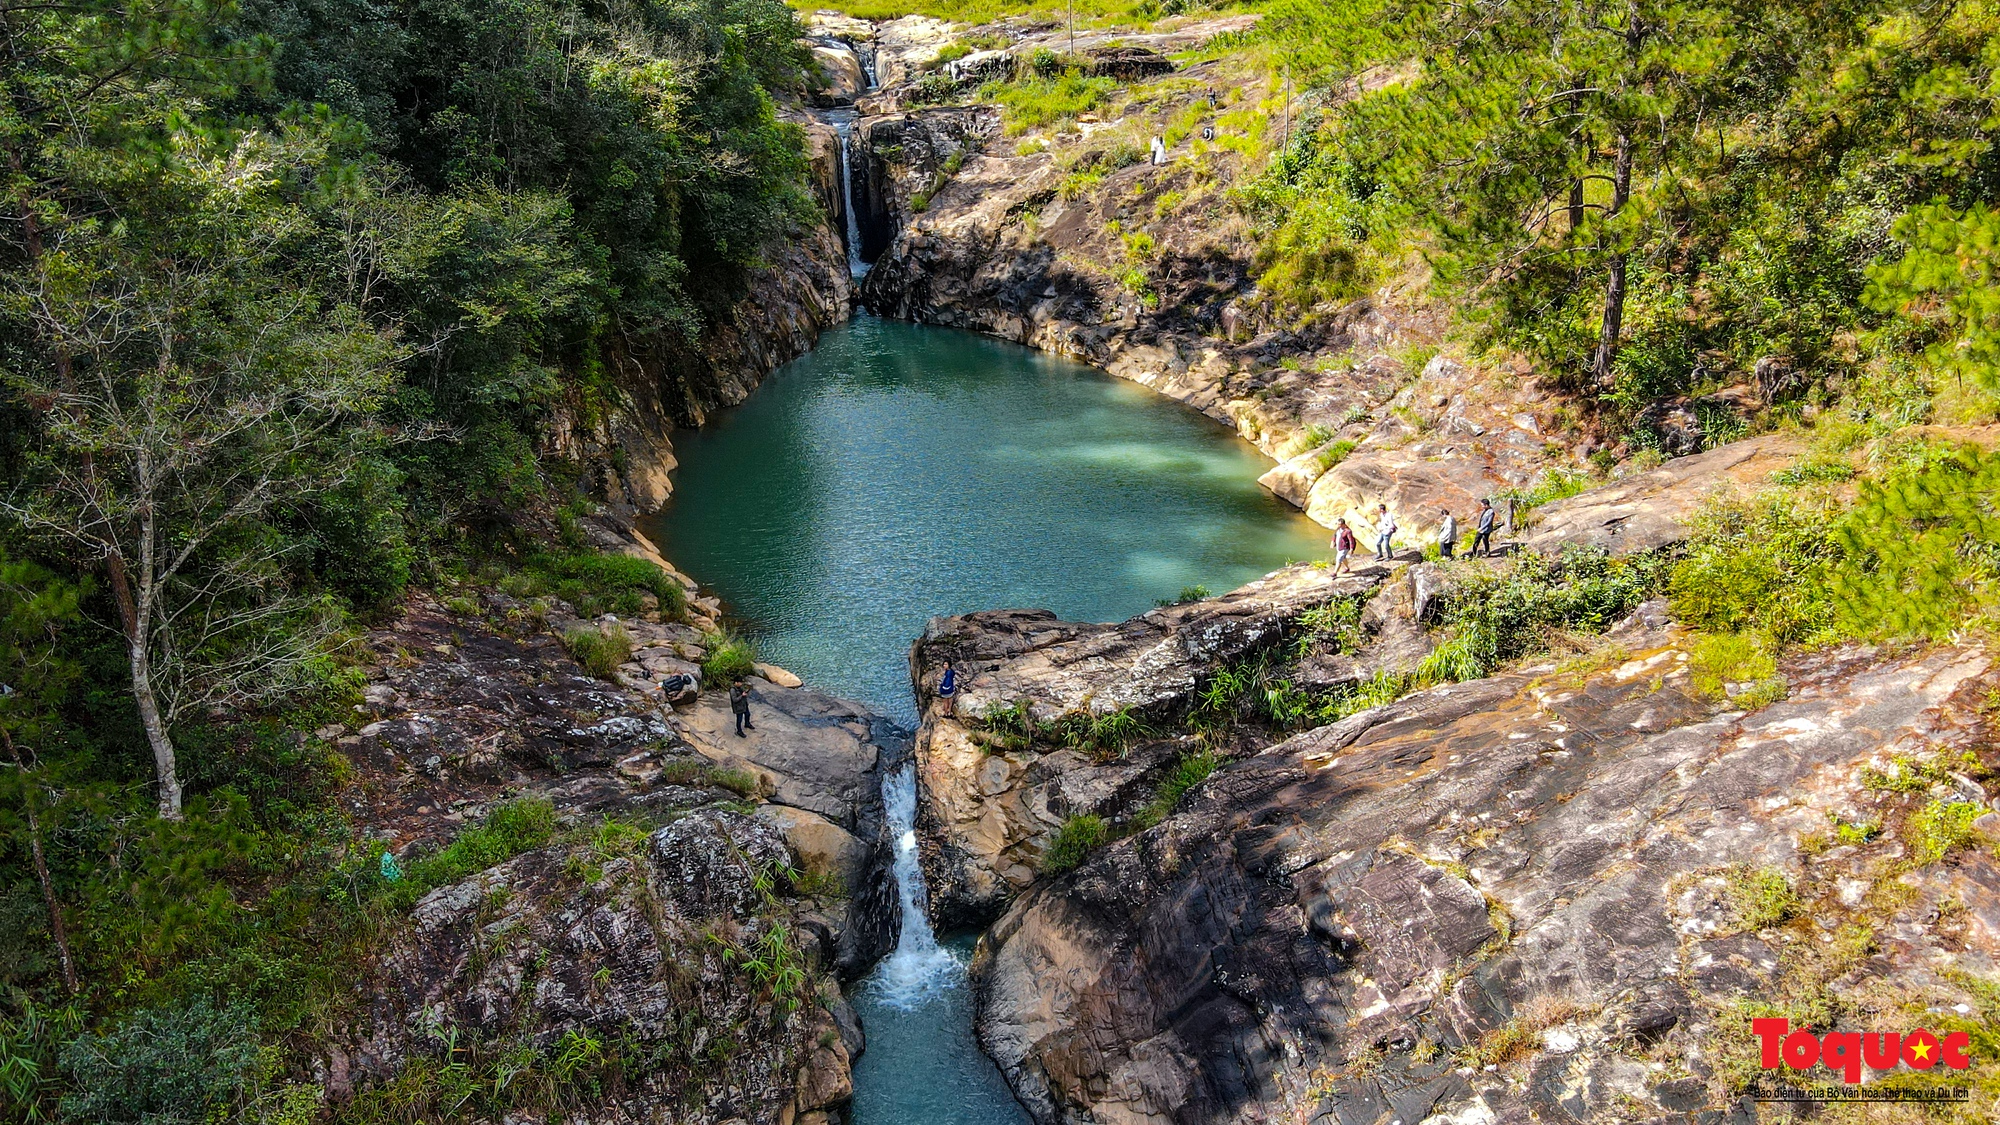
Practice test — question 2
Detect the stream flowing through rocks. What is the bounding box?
[645,314,1327,1123]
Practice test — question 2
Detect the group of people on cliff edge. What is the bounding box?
[1329,498,1502,573]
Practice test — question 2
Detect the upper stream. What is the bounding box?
[645,314,1328,1124]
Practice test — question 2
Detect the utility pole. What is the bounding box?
[1068,0,1075,59]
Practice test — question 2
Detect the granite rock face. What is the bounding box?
[340,806,863,1125]
[908,565,1382,926]
[969,634,1999,1124]
[1518,433,1802,557]
[330,596,906,1123]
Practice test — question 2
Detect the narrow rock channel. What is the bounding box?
[648,315,1330,1122]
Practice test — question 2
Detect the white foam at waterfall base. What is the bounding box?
[867,763,964,1009]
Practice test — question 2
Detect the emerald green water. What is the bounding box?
[647,315,1329,727]
[646,314,1327,1125]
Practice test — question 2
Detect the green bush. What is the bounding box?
[562,623,634,680]
[60,1000,258,1125]
[700,630,758,685]
[1041,814,1108,875]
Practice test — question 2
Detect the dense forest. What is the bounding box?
[2,0,1998,1119]
[1,0,816,1118]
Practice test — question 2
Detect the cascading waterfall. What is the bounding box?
[871,762,960,1005]
[860,46,879,91]
[835,118,870,280]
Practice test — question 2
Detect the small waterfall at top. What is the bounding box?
[871,762,960,1004]
[860,46,879,91]
[835,117,870,280]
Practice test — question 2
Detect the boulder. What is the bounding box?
[755,661,805,688]
[1519,433,1800,556]
[754,804,873,894]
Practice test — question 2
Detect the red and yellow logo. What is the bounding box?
[1753,1018,1972,1084]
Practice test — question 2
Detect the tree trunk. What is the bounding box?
[1,727,79,994]
[1591,128,1633,388]
[1568,177,1584,234]
[131,642,183,819]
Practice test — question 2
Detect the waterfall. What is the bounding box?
[871,761,960,1007]
[860,46,879,91]
[835,119,870,280]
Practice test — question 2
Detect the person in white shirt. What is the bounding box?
[1374,503,1397,561]
[1438,509,1458,559]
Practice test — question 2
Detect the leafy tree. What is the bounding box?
[2,121,403,817]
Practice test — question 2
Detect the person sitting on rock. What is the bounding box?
[729,678,755,736]
[1374,503,1397,562]
[937,659,958,716]
[1331,518,1358,575]
[1438,509,1458,559]
[1473,498,1497,557]
[658,671,697,708]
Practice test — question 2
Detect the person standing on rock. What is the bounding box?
[729,677,755,737]
[1473,498,1497,557]
[936,659,959,716]
[1438,509,1458,559]
[1331,518,1358,575]
[1374,503,1397,562]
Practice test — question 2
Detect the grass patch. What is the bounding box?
[983,71,1120,134]
[502,551,686,620]
[561,623,634,680]
[1903,800,1981,868]
[383,799,558,909]
[1041,814,1109,875]
[1686,632,1783,704]
[1129,750,1219,830]
[1722,865,1798,932]
[1156,583,1209,607]
[700,629,757,686]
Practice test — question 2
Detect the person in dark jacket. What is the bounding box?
[729,678,754,736]
[1473,498,1497,557]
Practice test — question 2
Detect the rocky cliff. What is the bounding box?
[321,580,906,1123]
[894,450,2000,1123]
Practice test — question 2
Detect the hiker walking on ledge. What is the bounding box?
[1332,518,1358,575]
[1438,509,1458,559]
[1374,503,1396,562]
[1474,498,1497,557]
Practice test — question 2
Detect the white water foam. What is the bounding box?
[868,762,963,1008]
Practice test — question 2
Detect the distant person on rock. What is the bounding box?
[1374,503,1397,561]
[1474,498,1497,557]
[1331,518,1358,574]
[729,678,755,736]
[937,660,958,716]
[1438,509,1458,559]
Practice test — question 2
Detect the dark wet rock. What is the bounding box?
[968,636,1998,1125]
[1085,46,1174,80]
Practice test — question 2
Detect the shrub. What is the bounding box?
[562,623,633,679]
[60,1000,258,1125]
[1041,814,1108,875]
[1312,439,1358,473]
[700,630,758,685]
[1155,583,1209,607]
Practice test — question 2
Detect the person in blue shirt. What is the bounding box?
[1473,498,1497,557]
[936,660,958,716]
